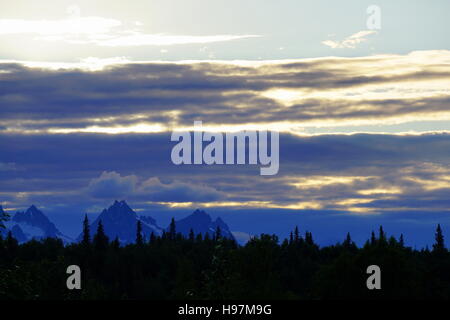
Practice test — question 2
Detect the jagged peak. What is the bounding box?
[215,217,224,223]
[24,205,45,217]
[112,200,129,207]
[192,209,208,216]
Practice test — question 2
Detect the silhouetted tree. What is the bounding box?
[136,220,143,245]
[169,218,176,240]
[6,231,18,251]
[93,220,109,251]
[433,224,446,254]
[188,228,195,241]
[112,236,120,250]
[399,234,405,247]
[82,214,90,247]
[215,226,222,241]
[370,231,376,245]
[305,231,314,245]
[294,226,300,243]
[0,207,9,229]
[343,232,354,249]
[150,232,156,244]
[379,226,386,244]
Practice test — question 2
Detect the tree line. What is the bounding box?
[0,216,449,300]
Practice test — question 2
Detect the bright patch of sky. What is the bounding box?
[0,0,449,62]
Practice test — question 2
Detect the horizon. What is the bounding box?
[2,200,448,249]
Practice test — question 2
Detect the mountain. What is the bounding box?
[169,209,235,240]
[78,200,163,244]
[0,205,7,225]
[4,205,72,243]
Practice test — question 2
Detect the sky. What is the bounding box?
[1,0,450,246]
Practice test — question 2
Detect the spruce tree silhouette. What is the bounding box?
[215,226,222,240]
[370,231,376,245]
[0,207,9,229]
[432,224,446,254]
[82,214,90,247]
[188,228,195,241]
[399,234,405,247]
[343,232,353,248]
[169,218,176,240]
[93,220,109,251]
[294,226,300,243]
[136,220,143,245]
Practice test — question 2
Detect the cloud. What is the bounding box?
[322,30,377,49]
[97,34,260,47]
[87,171,137,199]
[0,15,259,47]
[3,132,450,215]
[1,50,449,135]
[0,162,17,171]
[139,177,224,202]
[85,171,224,202]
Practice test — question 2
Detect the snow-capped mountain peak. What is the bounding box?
[77,200,162,244]
[5,205,72,243]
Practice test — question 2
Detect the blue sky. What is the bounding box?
[1,0,449,61]
[1,1,450,246]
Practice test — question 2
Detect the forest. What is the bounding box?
[0,218,449,300]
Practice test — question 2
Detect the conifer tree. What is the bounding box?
[370,231,376,245]
[149,231,156,243]
[0,206,10,229]
[344,232,352,247]
[93,220,109,251]
[112,236,120,250]
[215,226,222,241]
[379,226,386,243]
[399,234,405,247]
[82,214,91,247]
[169,218,176,240]
[5,231,18,254]
[294,226,300,243]
[150,232,156,244]
[188,228,195,241]
[305,231,314,245]
[136,220,143,245]
[433,224,445,254]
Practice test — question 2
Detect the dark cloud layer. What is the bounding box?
[1,52,449,132]
[2,132,450,211]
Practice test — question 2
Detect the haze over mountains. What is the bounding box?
[0,201,235,244]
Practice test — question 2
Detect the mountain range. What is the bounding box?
[76,200,163,244]
[1,204,72,243]
[0,201,235,244]
[168,209,235,240]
